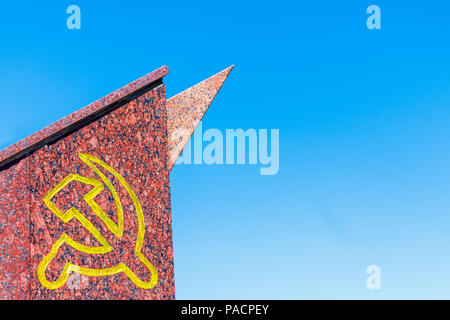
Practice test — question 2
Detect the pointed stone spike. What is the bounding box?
[166,66,234,170]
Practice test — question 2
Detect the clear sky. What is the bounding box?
[1,1,450,299]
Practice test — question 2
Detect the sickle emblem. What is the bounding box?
[37,153,158,289]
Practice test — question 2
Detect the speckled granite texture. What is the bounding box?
[28,85,173,299]
[0,66,169,168]
[166,66,233,169]
[0,65,232,300]
[0,157,30,299]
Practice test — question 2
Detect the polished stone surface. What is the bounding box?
[0,66,169,168]
[166,66,233,169]
[28,85,174,299]
[0,66,232,299]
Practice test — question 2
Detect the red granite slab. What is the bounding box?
[0,66,169,169]
[0,64,233,300]
[0,157,30,299]
[28,84,174,299]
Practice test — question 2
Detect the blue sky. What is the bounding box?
[1,1,450,299]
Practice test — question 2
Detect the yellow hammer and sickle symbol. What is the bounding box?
[37,153,158,289]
